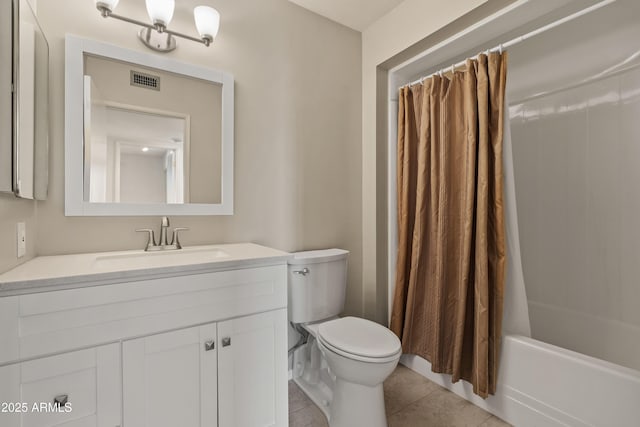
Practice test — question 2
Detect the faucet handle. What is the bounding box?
[136,229,157,250]
[171,227,189,249]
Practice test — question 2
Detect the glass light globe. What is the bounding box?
[145,0,175,26]
[95,0,119,12]
[194,6,220,40]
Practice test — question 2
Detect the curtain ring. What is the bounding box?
[451,64,455,75]
[499,44,503,54]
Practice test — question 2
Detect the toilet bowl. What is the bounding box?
[288,250,401,427]
[317,317,401,427]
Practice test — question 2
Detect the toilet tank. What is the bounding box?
[288,249,349,324]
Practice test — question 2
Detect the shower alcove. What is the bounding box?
[385,1,640,426]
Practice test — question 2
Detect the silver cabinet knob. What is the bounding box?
[204,340,215,351]
[221,337,231,347]
[293,268,309,276]
[53,394,68,406]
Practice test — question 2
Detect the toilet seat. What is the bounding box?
[317,317,402,363]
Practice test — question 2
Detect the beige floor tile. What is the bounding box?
[383,365,441,415]
[388,386,493,427]
[288,401,329,427]
[289,380,314,414]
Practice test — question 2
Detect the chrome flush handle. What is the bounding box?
[293,268,309,276]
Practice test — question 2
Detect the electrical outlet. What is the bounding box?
[16,222,26,258]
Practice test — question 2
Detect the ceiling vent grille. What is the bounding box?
[130,70,160,91]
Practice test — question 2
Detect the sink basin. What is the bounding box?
[94,246,229,271]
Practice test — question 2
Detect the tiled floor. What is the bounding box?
[289,365,511,427]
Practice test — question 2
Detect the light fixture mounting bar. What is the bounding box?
[165,27,211,46]
[97,5,211,47]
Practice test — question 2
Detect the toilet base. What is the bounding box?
[329,378,387,427]
[292,336,334,420]
[293,376,332,419]
[292,332,398,427]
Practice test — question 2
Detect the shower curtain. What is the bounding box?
[390,52,507,398]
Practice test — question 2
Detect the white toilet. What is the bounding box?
[288,249,401,427]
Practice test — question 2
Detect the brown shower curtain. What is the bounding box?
[390,52,507,398]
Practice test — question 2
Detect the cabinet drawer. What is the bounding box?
[13,265,287,360]
[0,344,121,427]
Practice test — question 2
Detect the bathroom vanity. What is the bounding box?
[0,243,290,427]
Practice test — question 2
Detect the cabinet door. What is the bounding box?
[0,343,121,427]
[217,309,288,427]
[122,324,217,427]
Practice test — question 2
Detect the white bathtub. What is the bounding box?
[401,335,640,427]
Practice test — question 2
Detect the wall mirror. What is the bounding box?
[65,35,233,215]
[0,0,49,200]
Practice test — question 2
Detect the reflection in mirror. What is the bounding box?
[83,53,222,204]
[84,88,188,203]
[65,35,234,216]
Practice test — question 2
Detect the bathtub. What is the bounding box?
[400,335,640,427]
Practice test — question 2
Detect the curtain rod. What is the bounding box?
[402,0,617,89]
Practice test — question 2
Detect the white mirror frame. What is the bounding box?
[64,34,234,216]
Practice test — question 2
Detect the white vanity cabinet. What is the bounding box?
[217,310,288,427]
[122,309,288,427]
[0,344,122,427]
[0,244,290,427]
[123,324,218,427]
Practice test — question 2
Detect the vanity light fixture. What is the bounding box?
[95,0,220,52]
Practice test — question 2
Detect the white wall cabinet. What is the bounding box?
[0,344,121,427]
[0,262,289,427]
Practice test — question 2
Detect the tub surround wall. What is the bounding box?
[507,0,640,372]
[1,0,363,315]
[512,73,640,361]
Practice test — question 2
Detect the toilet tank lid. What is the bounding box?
[288,248,349,265]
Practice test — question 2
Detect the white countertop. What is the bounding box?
[0,243,292,296]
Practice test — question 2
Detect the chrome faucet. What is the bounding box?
[136,217,189,251]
